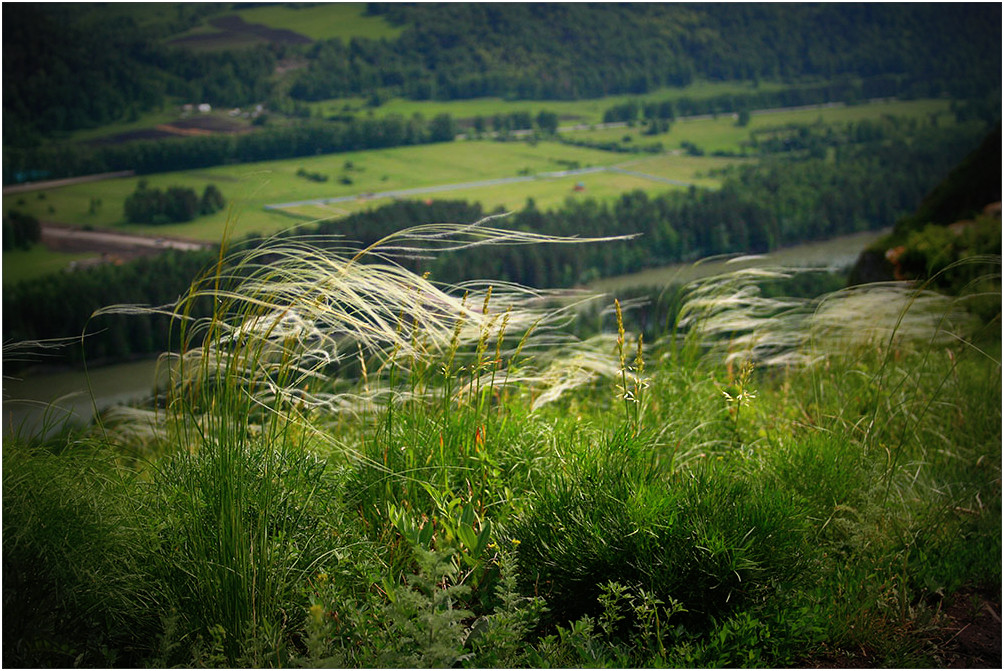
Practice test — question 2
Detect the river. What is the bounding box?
[3,358,167,439]
[587,228,886,293]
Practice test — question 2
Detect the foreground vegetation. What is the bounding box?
[4,221,999,667]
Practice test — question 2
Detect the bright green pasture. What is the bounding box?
[11,141,633,243]
[236,3,404,42]
[286,169,685,221]
[309,79,795,125]
[2,246,100,285]
[569,98,956,154]
[615,155,745,188]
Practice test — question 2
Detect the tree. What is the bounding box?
[164,187,198,222]
[535,110,560,135]
[428,114,457,142]
[2,210,41,250]
[200,184,225,215]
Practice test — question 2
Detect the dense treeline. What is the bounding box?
[4,3,999,145]
[299,3,1000,103]
[2,123,988,368]
[2,248,219,368]
[2,3,276,146]
[601,76,949,125]
[849,125,1002,308]
[2,211,42,251]
[124,182,225,225]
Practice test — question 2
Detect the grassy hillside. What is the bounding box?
[4,223,999,667]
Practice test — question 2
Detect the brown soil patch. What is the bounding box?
[87,129,179,146]
[939,585,1002,668]
[156,123,213,137]
[168,115,250,133]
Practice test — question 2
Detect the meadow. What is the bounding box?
[1,245,101,284]
[163,2,402,51]
[2,140,634,249]
[309,79,796,126]
[566,98,955,154]
[4,224,999,667]
[234,2,404,42]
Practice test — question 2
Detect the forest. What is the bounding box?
[4,3,999,145]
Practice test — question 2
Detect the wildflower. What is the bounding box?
[309,603,325,625]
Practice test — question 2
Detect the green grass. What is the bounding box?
[309,79,797,125]
[236,2,404,42]
[60,106,184,143]
[4,228,999,667]
[8,140,639,244]
[162,2,403,51]
[2,246,100,285]
[570,98,955,154]
[284,169,690,220]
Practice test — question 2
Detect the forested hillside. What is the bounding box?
[4,2,999,144]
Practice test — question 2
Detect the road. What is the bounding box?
[3,170,136,195]
[264,166,613,211]
[41,223,212,255]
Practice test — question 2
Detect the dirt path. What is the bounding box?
[41,222,212,257]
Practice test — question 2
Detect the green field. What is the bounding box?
[569,98,955,154]
[65,104,192,144]
[235,3,404,42]
[1,246,100,285]
[164,2,402,50]
[309,79,797,125]
[5,140,665,244]
[282,169,693,221]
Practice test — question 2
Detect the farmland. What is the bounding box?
[307,79,800,126]
[564,98,955,153]
[3,96,960,288]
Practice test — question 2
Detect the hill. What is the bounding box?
[4,3,1000,143]
[849,126,1002,287]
